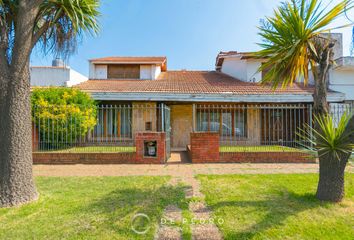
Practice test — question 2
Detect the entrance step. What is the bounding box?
[168,151,191,164]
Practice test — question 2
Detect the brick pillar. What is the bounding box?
[135,132,166,164]
[190,132,219,163]
[32,125,39,152]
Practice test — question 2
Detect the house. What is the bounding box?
[74,53,347,151]
[32,34,354,164]
[30,58,87,87]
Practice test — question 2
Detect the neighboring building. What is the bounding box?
[330,57,354,101]
[30,59,87,87]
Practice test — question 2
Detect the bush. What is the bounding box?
[31,88,97,149]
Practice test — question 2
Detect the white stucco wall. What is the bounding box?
[329,69,354,100]
[140,65,152,80]
[30,67,70,87]
[221,58,247,81]
[140,65,161,80]
[93,65,107,79]
[246,61,262,83]
[30,67,88,87]
[221,57,261,82]
[153,65,161,80]
[67,69,88,87]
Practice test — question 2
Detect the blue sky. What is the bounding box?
[30,0,354,76]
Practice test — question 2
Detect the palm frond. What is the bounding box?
[34,0,100,58]
[256,0,353,88]
[297,112,354,160]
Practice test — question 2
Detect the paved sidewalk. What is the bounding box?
[33,163,330,177]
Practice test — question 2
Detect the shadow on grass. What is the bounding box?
[80,184,187,237]
[211,191,322,240]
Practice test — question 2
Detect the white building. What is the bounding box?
[30,59,87,87]
[215,33,354,103]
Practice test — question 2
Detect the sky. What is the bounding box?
[30,0,354,76]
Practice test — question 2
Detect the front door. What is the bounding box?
[170,105,193,150]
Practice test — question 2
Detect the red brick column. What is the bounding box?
[32,126,39,152]
[135,132,166,164]
[190,132,220,163]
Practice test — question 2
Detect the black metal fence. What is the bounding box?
[193,103,352,153]
[32,104,170,153]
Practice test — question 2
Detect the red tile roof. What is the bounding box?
[76,71,314,95]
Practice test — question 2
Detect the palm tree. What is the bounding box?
[0,0,100,207]
[257,0,353,202]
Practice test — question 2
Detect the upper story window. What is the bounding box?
[107,64,140,79]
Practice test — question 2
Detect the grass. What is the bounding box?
[219,145,304,153]
[198,174,354,240]
[36,146,136,153]
[0,177,186,240]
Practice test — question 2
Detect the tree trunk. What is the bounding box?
[316,153,348,202]
[312,48,330,116]
[312,44,349,202]
[0,66,38,207]
[0,1,40,207]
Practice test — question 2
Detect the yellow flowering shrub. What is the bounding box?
[31,88,97,149]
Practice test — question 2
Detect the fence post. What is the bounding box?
[161,103,165,132]
[309,104,314,149]
[192,103,196,132]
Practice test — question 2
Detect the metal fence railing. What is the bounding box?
[193,103,354,153]
[32,104,170,153]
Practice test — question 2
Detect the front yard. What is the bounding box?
[1,173,353,239]
[198,174,354,240]
[0,176,185,240]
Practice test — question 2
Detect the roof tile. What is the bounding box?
[76,71,314,95]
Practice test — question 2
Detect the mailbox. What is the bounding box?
[144,141,157,157]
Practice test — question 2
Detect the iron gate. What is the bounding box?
[162,104,171,161]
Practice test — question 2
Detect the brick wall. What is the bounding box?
[220,152,316,163]
[33,152,136,164]
[190,132,315,163]
[190,132,220,163]
[33,132,167,165]
[135,132,166,164]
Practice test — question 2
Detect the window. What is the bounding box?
[94,107,132,138]
[234,110,247,137]
[196,111,220,132]
[196,107,247,137]
[107,64,140,79]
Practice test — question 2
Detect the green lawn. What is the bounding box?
[198,174,354,240]
[219,145,304,152]
[0,177,186,240]
[37,146,136,153]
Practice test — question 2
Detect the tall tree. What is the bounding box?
[0,0,99,207]
[257,0,353,202]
